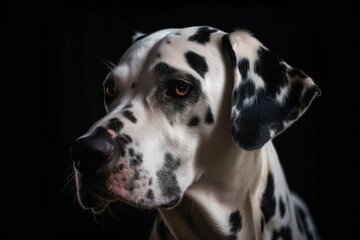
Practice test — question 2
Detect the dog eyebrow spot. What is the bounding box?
[188,26,217,44]
[188,116,200,126]
[123,110,137,123]
[185,51,208,78]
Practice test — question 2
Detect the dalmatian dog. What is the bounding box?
[70,26,321,240]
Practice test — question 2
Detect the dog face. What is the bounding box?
[70,26,320,213]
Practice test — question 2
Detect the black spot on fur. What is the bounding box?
[185,51,208,78]
[156,153,181,198]
[133,169,140,180]
[124,103,133,109]
[233,80,256,110]
[254,47,288,97]
[271,226,293,240]
[114,137,126,157]
[261,173,276,223]
[108,118,123,132]
[146,189,154,200]
[279,196,286,218]
[205,107,214,124]
[222,35,236,67]
[188,116,200,126]
[131,82,136,88]
[297,207,314,240]
[188,26,217,44]
[130,153,143,167]
[148,178,153,185]
[118,163,124,170]
[123,110,137,123]
[228,210,242,240]
[238,58,250,80]
[128,148,134,157]
[123,134,133,143]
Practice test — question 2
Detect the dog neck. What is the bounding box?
[159,141,290,240]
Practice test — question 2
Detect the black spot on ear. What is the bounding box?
[188,116,200,126]
[279,196,286,218]
[233,80,256,110]
[261,172,276,223]
[123,110,137,123]
[146,189,154,200]
[205,107,214,124]
[108,118,123,132]
[271,226,293,240]
[228,210,242,240]
[222,35,236,67]
[254,47,288,97]
[188,26,217,44]
[238,58,250,80]
[185,51,208,78]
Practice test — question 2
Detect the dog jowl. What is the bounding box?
[70,26,320,240]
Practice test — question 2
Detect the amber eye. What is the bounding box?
[173,81,192,97]
[104,80,116,97]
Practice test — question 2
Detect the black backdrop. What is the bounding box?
[35,1,359,239]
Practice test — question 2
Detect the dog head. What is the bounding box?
[70,26,320,213]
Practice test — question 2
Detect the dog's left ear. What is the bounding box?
[222,31,321,151]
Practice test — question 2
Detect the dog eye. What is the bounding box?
[104,80,116,97]
[167,80,193,97]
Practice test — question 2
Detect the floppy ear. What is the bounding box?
[222,31,321,151]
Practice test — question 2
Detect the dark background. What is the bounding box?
[11,0,356,239]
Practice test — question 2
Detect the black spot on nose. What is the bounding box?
[70,127,115,175]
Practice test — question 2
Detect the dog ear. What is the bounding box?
[222,30,321,151]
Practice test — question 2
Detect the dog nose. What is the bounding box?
[70,127,115,174]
